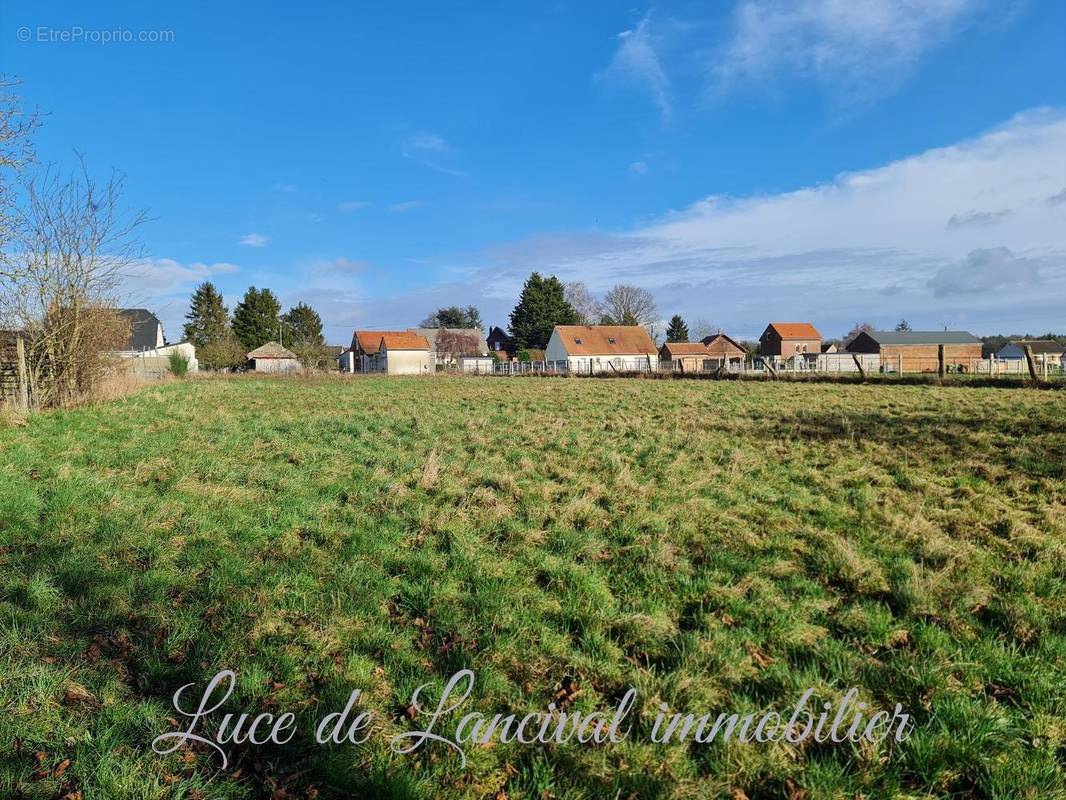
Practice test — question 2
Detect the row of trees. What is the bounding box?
[183,282,328,370]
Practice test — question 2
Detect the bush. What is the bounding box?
[199,337,247,372]
[516,349,533,363]
[168,350,189,377]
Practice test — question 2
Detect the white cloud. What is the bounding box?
[338,200,370,212]
[390,200,425,213]
[629,160,650,175]
[118,258,240,342]
[312,257,371,275]
[274,183,297,193]
[239,233,269,247]
[405,133,450,153]
[402,133,466,178]
[598,12,672,122]
[715,0,981,101]
[462,109,1066,336]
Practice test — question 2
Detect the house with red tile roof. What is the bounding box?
[759,322,822,363]
[546,325,659,373]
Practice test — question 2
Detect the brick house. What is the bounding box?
[759,322,822,362]
[846,330,983,372]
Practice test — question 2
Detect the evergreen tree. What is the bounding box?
[895,319,912,332]
[508,272,578,349]
[182,282,230,348]
[231,286,281,350]
[281,302,325,347]
[665,314,689,343]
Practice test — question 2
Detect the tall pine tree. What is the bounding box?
[183,282,230,348]
[508,272,578,349]
[231,286,281,350]
[280,302,325,347]
[665,315,689,343]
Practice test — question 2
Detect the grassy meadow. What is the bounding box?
[1,376,1064,799]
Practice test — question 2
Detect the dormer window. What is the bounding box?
[574,337,582,344]
[608,337,616,344]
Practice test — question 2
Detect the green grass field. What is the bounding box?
[1,376,1064,799]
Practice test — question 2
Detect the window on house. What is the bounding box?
[608,337,616,344]
[574,337,582,344]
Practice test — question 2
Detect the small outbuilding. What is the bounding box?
[248,341,300,373]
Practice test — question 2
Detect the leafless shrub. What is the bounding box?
[0,157,147,407]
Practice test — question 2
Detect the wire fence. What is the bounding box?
[475,354,1066,382]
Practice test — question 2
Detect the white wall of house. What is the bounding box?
[457,356,494,373]
[382,349,431,375]
[116,341,199,372]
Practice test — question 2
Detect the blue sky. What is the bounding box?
[3,0,1065,342]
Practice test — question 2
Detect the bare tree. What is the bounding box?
[600,284,658,329]
[564,281,602,326]
[692,318,719,342]
[844,321,874,345]
[0,78,40,279]
[435,330,481,365]
[0,158,147,407]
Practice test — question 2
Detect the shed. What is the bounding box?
[248,341,300,373]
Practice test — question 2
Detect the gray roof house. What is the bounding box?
[117,309,165,351]
[996,340,1065,362]
[847,330,983,348]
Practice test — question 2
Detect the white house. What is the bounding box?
[114,309,198,372]
[545,325,659,374]
[995,340,1064,372]
[374,332,432,375]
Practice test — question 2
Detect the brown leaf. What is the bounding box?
[404,703,420,720]
[63,683,97,708]
[731,790,750,800]
[785,779,808,800]
[745,643,775,669]
[54,758,71,778]
[61,792,83,800]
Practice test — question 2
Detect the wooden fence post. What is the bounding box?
[937,345,946,380]
[852,353,866,380]
[1023,344,1040,383]
[15,334,29,411]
